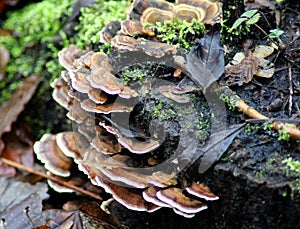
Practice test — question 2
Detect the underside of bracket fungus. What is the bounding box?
[33,0,223,218]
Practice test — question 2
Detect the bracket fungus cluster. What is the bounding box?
[33,0,222,218]
[100,0,222,47]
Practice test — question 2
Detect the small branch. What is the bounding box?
[253,23,276,44]
[236,99,300,139]
[1,158,103,202]
[217,86,300,140]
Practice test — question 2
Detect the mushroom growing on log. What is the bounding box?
[33,42,219,217]
[33,0,223,218]
[100,0,222,50]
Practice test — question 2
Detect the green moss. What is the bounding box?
[0,0,75,103]
[152,101,177,121]
[1,0,74,59]
[120,67,151,86]
[73,0,130,50]
[245,123,260,133]
[283,157,300,198]
[145,18,205,50]
[217,86,240,111]
[278,128,291,141]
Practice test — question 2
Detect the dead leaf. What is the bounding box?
[0,160,16,177]
[198,124,245,173]
[178,124,245,175]
[0,193,44,229]
[0,44,9,81]
[244,0,276,11]
[0,177,49,229]
[186,26,224,91]
[37,202,127,229]
[224,44,275,86]
[0,177,49,210]
[1,122,34,174]
[0,74,39,137]
[68,0,95,22]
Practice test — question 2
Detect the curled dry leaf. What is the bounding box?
[224,43,275,86]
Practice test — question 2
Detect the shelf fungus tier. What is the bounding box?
[101,0,222,46]
[35,35,219,216]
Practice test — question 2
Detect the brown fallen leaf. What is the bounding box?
[37,202,127,229]
[1,122,34,175]
[0,0,19,14]
[0,74,40,137]
[0,44,9,81]
[186,26,225,91]
[0,160,16,176]
[244,0,276,11]
[0,177,49,229]
[224,41,274,86]
[0,177,49,210]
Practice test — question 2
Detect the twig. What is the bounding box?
[217,86,300,140]
[253,23,277,45]
[288,35,300,46]
[295,102,300,116]
[288,63,293,116]
[237,100,300,139]
[246,118,300,124]
[1,158,103,202]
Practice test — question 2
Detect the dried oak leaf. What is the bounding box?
[0,177,49,229]
[0,74,40,137]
